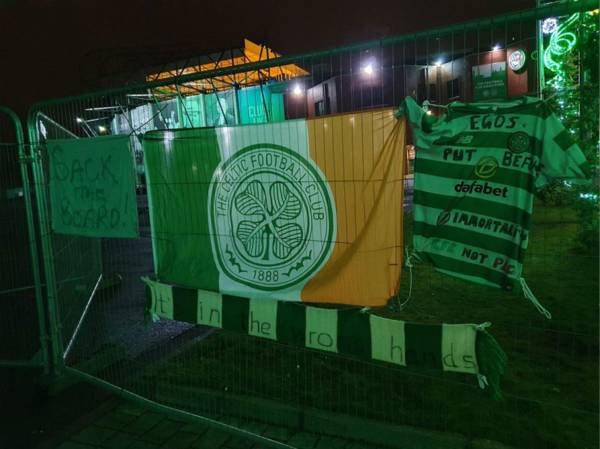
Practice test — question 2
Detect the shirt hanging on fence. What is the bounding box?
[48,135,139,238]
[143,109,405,306]
[403,96,591,291]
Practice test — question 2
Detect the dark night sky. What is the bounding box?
[0,0,534,116]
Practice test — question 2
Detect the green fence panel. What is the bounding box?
[22,2,599,447]
[0,106,48,370]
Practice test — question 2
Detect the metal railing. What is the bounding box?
[0,106,48,370]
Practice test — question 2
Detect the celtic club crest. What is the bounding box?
[507,131,531,153]
[209,144,336,290]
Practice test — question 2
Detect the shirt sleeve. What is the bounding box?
[538,105,592,188]
[402,96,425,131]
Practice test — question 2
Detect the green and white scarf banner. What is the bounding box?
[143,277,507,399]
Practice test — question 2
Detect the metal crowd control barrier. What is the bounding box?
[0,106,48,371]
[17,1,600,447]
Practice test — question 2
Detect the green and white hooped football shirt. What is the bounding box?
[404,96,590,292]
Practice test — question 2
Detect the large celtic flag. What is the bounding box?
[143,109,405,306]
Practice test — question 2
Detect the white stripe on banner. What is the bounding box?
[248,298,278,340]
[151,281,174,320]
[215,120,310,162]
[197,290,223,328]
[441,323,479,374]
[305,306,338,353]
[369,315,406,366]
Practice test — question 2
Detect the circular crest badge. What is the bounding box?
[508,131,531,153]
[208,144,336,291]
[474,156,499,179]
[508,49,527,72]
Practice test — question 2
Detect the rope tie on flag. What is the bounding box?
[390,247,419,312]
[519,277,552,320]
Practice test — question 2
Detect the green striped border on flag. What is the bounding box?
[142,277,507,398]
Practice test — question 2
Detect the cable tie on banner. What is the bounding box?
[476,321,492,331]
[359,307,371,314]
[477,374,489,390]
[519,277,552,320]
[422,99,449,110]
[392,247,415,311]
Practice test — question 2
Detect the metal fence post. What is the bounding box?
[0,106,49,372]
[26,112,64,376]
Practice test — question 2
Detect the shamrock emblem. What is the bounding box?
[234,180,304,261]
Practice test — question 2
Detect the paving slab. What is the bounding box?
[180,422,210,435]
[159,431,201,449]
[104,431,138,449]
[315,435,348,449]
[262,425,292,442]
[224,436,255,449]
[139,418,184,445]
[124,412,164,436]
[93,410,138,432]
[239,420,268,435]
[190,428,231,448]
[71,425,117,445]
[55,442,97,449]
[286,432,320,449]
[127,441,159,449]
[115,403,146,417]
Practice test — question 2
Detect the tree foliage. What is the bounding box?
[540,11,599,252]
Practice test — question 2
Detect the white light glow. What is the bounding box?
[492,44,501,51]
[362,63,374,76]
[39,121,47,139]
[76,117,83,123]
[434,60,443,67]
[542,17,559,35]
[98,125,107,133]
[292,84,303,97]
[84,106,121,111]
[164,131,175,152]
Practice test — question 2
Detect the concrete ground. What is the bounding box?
[34,397,385,449]
[0,367,384,449]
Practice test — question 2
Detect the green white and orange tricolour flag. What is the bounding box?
[143,109,405,307]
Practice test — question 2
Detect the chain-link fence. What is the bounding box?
[15,1,600,448]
